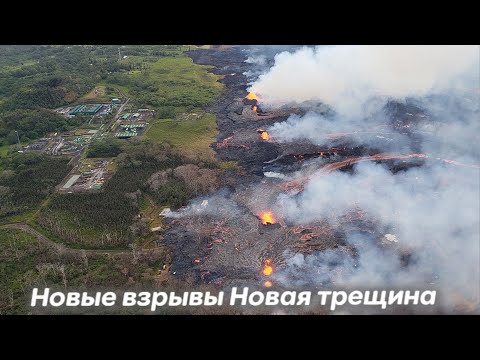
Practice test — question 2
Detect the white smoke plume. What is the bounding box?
[163,190,242,219]
[250,45,479,115]
[245,55,267,67]
[267,102,480,311]
[268,111,480,312]
[275,161,480,310]
[246,45,480,311]
[242,46,311,85]
[267,89,480,157]
[267,111,414,153]
[415,94,480,162]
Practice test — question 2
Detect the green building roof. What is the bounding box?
[69,104,104,116]
[120,123,145,129]
[115,132,138,138]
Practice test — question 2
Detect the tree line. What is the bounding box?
[0,153,71,219]
[38,142,222,248]
[0,45,186,146]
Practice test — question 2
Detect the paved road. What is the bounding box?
[115,98,129,121]
[1,223,131,255]
[108,97,130,133]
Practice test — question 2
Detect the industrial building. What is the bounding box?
[120,124,145,130]
[115,131,138,138]
[115,124,145,138]
[69,104,104,116]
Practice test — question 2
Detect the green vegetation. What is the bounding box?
[38,143,185,248]
[0,153,71,220]
[80,85,109,103]
[219,161,239,169]
[106,56,222,114]
[148,163,220,208]
[86,138,123,158]
[145,112,218,159]
[0,228,170,314]
[0,144,10,157]
[0,45,192,145]
[38,142,222,249]
[0,109,81,145]
[0,45,228,312]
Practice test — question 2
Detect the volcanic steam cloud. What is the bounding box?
[169,45,480,313]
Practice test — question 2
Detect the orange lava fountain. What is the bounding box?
[259,211,276,225]
[245,92,260,101]
[262,259,274,276]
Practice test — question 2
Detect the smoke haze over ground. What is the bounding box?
[249,45,480,310]
[266,90,480,158]
[275,161,479,307]
[174,46,480,313]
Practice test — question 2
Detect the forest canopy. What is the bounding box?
[0,45,189,145]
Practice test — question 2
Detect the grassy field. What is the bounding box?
[145,56,222,105]
[0,211,36,226]
[0,144,10,158]
[96,53,223,159]
[79,85,109,103]
[145,112,218,160]
[107,55,223,114]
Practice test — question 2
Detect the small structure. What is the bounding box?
[115,131,138,138]
[111,98,121,104]
[120,123,145,129]
[26,138,49,151]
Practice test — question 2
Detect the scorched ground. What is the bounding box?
[160,46,479,314]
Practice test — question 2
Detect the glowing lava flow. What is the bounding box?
[280,153,480,193]
[259,211,276,225]
[260,131,270,140]
[325,131,399,140]
[436,158,480,169]
[264,281,273,288]
[216,136,233,149]
[317,153,426,176]
[262,259,274,276]
[252,105,258,112]
[314,153,479,176]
